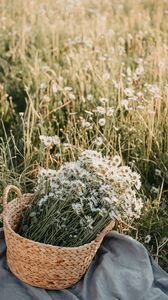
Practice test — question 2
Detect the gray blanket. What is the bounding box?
[0,229,168,300]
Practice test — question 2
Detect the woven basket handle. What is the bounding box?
[0,185,22,220]
[95,219,115,242]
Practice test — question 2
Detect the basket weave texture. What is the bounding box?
[1,185,115,290]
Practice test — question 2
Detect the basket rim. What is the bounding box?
[4,194,115,251]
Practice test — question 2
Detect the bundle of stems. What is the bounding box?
[18,150,142,247]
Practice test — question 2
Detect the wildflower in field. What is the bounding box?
[118,45,125,55]
[40,83,47,90]
[43,95,51,103]
[145,84,160,99]
[63,143,73,149]
[137,92,144,98]
[80,117,92,129]
[83,38,92,48]
[102,72,110,81]
[87,94,94,101]
[112,80,122,89]
[1,0,168,266]
[93,137,103,146]
[98,118,106,126]
[52,83,60,93]
[144,235,151,244]
[107,107,115,116]
[135,58,143,65]
[155,169,161,176]
[135,64,144,77]
[150,186,159,194]
[68,93,76,100]
[99,97,109,104]
[39,135,60,148]
[96,106,106,114]
[121,99,129,110]
[124,88,134,97]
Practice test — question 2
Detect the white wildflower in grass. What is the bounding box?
[137,91,144,98]
[96,106,106,114]
[135,64,144,76]
[102,72,110,81]
[107,107,115,116]
[155,169,161,176]
[99,97,109,104]
[145,83,160,99]
[43,95,51,103]
[133,73,139,81]
[150,186,159,194]
[52,83,60,93]
[19,150,142,248]
[68,92,76,100]
[112,80,122,89]
[121,99,129,110]
[39,135,60,148]
[124,88,134,97]
[98,118,106,126]
[40,82,47,90]
[128,95,138,102]
[135,58,143,65]
[86,94,94,101]
[144,235,151,244]
[63,143,73,149]
[81,118,92,129]
[127,77,132,86]
[93,137,103,146]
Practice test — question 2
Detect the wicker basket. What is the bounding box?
[1,185,115,290]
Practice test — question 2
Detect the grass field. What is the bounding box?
[0,0,168,270]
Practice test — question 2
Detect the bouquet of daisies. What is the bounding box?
[18,150,143,247]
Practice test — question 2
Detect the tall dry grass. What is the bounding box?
[0,0,167,269]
